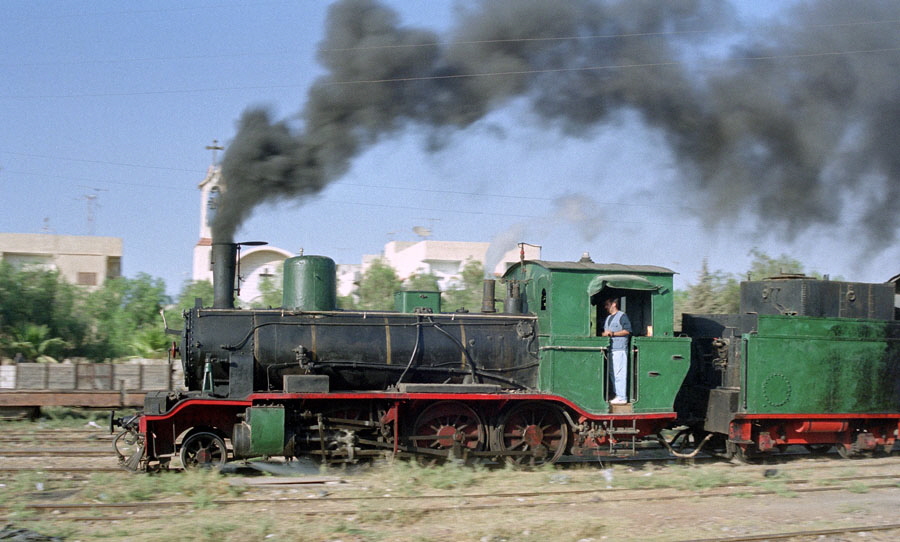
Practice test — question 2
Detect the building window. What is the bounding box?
[106,257,121,279]
[77,272,98,286]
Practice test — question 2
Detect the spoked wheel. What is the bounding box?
[410,401,486,463]
[496,401,569,466]
[180,431,228,469]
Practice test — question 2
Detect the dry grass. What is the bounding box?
[2,415,897,542]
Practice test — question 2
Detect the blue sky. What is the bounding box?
[2,1,897,296]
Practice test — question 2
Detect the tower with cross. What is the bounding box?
[193,141,225,283]
[192,141,294,303]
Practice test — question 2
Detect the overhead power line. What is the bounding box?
[4,45,900,100]
[3,167,703,213]
[3,18,899,68]
[0,151,205,173]
[5,170,195,192]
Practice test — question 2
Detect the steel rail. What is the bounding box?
[679,523,900,542]
[2,475,897,518]
[0,466,123,473]
[0,448,113,458]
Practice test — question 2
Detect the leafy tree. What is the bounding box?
[4,324,69,362]
[252,263,284,308]
[675,250,814,328]
[745,248,806,280]
[175,279,214,310]
[0,263,177,361]
[336,293,358,310]
[0,263,87,358]
[674,260,738,328]
[160,279,214,333]
[128,326,170,358]
[355,259,402,310]
[443,259,487,312]
[404,271,440,292]
[82,274,170,360]
[681,260,739,314]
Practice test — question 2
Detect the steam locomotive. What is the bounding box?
[113,242,900,470]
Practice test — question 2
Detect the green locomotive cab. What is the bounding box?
[502,259,691,414]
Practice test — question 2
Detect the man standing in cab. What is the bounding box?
[602,298,632,405]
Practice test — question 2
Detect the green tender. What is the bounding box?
[743,315,900,414]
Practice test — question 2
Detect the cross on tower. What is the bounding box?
[205,139,224,165]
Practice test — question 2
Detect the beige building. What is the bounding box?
[0,233,122,289]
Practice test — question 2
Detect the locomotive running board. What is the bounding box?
[395,383,502,394]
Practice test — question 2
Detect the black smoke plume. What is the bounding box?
[215,0,900,246]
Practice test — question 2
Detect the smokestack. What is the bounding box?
[481,279,496,313]
[212,242,237,309]
[504,281,522,314]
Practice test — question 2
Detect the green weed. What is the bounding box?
[846,481,870,494]
[391,460,481,491]
[190,518,239,542]
[752,479,798,497]
[327,521,382,541]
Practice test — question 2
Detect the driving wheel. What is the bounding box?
[411,401,485,462]
[180,431,228,469]
[496,401,568,465]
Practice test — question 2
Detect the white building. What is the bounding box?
[0,233,122,289]
[336,240,541,296]
[193,166,293,306]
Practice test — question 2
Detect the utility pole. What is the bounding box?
[78,187,108,235]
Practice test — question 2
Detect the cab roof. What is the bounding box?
[506,260,675,276]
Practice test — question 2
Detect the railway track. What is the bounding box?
[0,425,896,541]
[681,523,900,542]
[3,471,898,521]
[0,448,111,457]
[0,438,895,471]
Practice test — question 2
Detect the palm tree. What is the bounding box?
[5,324,69,363]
